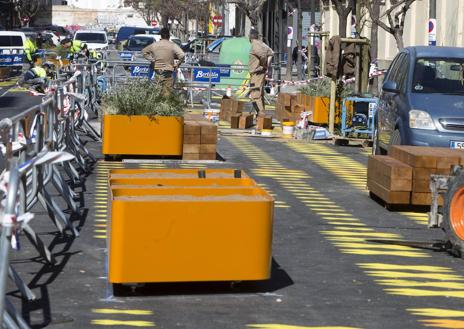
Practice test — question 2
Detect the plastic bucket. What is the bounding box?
[282,122,295,137]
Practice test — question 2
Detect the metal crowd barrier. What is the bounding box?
[102,53,252,109]
[0,62,100,329]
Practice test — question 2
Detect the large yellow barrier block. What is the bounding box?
[102,115,184,156]
[108,171,274,284]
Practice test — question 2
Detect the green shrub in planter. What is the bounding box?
[102,79,185,117]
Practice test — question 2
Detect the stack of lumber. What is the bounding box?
[275,93,303,123]
[256,115,273,131]
[220,96,244,122]
[230,113,254,129]
[368,146,464,206]
[183,118,218,160]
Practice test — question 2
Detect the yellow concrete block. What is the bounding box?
[108,185,274,283]
[102,115,184,156]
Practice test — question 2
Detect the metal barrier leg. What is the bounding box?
[21,224,55,265]
[5,298,30,329]
[63,162,81,185]
[3,311,20,329]
[39,189,79,237]
[37,192,65,234]
[51,168,79,214]
[8,266,36,301]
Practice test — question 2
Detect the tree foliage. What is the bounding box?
[364,0,417,50]
[0,0,48,26]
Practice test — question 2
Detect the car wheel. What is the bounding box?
[443,169,464,257]
[390,129,402,146]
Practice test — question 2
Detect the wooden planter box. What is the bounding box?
[108,183,274,283]
[102,114,184,156]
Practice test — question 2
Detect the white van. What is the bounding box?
[74,30,108,50]
[0,31,26,66]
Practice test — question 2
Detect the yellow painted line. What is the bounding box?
[317,213,353,217]
[94,224,107,228]
[321,231,400,238]
[408,308,464,318]
[357,263,453,272]
[95,219,107,222]
[334,243,414,250]
[419,319,464,328]
[385,288,464,298]
[332,227,373,232]
[327,237,370,242]
[91,319,155,327]
[94,235,107,239]
[378,280,464,289]
[94,229,107,233]
[340,249,429,257]
[92,309,153,315]
[248,325,360,329]
[364,271,464,281]
[321,217,360,221]
[326,222,366,226]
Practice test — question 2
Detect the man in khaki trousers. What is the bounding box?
[248,29,274,116]
[142,28,185,95]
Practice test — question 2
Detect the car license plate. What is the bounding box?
[450,141,464,149]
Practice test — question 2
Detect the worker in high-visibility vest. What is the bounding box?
[24,36,39,65]
[60,38,90,60]
[19,60,55,93]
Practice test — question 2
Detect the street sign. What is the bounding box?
[288,26,294,40]
[193,68,221,83]
[428,18,437,46]
[119,51,133,61]
[212,16,223,26]
[151,20,158,27]
[130,65,154,79]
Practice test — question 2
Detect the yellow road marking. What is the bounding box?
[385,288,464,298]
[379,280,464,289]
[363,271,464,281]
[419,319,464,328]
[357,263,453,272]
[91,319,155,327]
[92,309,153,315]
[409,308,464,317]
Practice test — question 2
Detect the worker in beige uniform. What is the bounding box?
[248,29,274,116]
[142,27,185,95]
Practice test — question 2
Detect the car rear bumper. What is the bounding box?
[406,129,464,148]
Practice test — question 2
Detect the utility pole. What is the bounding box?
[296,0,302,80]
[285,2,293,81]
[308,0,316,78]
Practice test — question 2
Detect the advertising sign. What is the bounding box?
[0,54,24,66]
[130,65,154,78]
[193,68,221,82]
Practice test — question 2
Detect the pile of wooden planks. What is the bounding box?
[220,96,244,122]
[368,146,464,206]
[275,93,304,123]
[183,118,218,160]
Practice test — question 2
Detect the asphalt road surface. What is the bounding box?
[6,128,464,329]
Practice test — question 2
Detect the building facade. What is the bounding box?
[321,0,464,63]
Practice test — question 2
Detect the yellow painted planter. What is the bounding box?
[107,169,274,284]
[102,115,184,156]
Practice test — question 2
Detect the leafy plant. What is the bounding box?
[102,79,184,117]
[299,77,354,99]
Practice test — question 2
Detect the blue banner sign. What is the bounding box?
[130,65,154,79]
[193,68,221,83]
[119,51,133,60]
[0,54,24,66]
[216,64,231,77]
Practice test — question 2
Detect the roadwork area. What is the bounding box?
[7,133,464,329]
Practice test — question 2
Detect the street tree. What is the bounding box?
[365,0,417,50]
[321,0,354,37]
[231,0,267,35]
[0,0,47,27]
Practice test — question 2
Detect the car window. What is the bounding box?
[75,33,106,43]
[128,37,155,48]
[385,55,401,82]
[388,53,406,85]
[396,54,409,92]
[0,35,23,47]
[412,58,464,94]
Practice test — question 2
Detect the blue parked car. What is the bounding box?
[374,46,464,154]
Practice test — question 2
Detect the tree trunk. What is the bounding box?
[257,14,263,36]
[370,1,380,94]
[286,13,293,81]
[338,14,347,37]
[296,0,303,80]
[394,30,404,50]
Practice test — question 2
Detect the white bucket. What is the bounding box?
[282,122,295,137]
